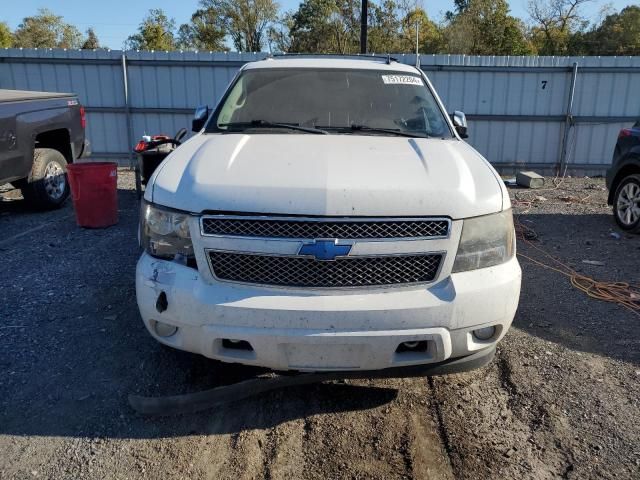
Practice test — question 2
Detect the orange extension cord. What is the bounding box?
[514,216,640,316]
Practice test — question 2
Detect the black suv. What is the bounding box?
[606,121,640,232]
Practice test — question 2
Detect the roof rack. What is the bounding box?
[269,53,398,65]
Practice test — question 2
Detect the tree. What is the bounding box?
[283,0,442,54]
[286,0,344,53]
[200,0,279,52]
[0,22,12,48]
[59,25,83,49]
[267,13,294,53]
[367,0,402,52]
[126,9,176,51]
[575,5,640,55]
[445,0,472,20]
[527,0,591,55]
[444,0,533,55]
[334,0,361,52]
[81,28,101,49]
[395,3,444,53]
[285,0,361,53]
[177,8,227,50]
[13,8,83,49]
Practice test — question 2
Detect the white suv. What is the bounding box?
[136,56,521,375]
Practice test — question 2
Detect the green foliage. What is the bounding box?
[13,8,83,49]
[575,6,640,55]
[527,0,590,55]
[286,0,358,53]
[396,7,444,54]
[200,0,279,52]
[445,0,533,55]
[285,0,442,54]
[81,28,101,50]
[177,8,227,51]
[126,9,176,51]
[0,22,12,48]
[267,13,295,53]
[3,2,639,56]
[368,0,402,53]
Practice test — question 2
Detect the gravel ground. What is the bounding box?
[0,171,638,479]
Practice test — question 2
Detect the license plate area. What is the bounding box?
[282,343,368,370]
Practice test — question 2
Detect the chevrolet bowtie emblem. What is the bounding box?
[298,239,352,261]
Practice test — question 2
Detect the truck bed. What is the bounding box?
[0,89,75,103]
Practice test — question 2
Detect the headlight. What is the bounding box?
[452,209,515,273]
[140,201,194,260]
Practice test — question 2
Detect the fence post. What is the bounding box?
[121,53,134,170]
[559,61,578,174]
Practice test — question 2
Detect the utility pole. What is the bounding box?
[415,20,420,67]
[360,0,368,54]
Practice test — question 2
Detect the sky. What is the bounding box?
[2,0,637,50]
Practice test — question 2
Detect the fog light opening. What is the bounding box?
[473,326,496,341]
[222,339,253,351]
[154,320,178,338]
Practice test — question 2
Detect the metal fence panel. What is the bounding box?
[1,48,639,174]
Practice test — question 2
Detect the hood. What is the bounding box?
[149,133,504,219]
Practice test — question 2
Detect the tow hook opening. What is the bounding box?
[396,341,429,353]
[222,339,254,351]
[155,291,168,313]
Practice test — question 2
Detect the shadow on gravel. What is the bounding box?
[0,184,134,214]
[0,190,44,215]
[514,212,639,366]
[0,197,30,213]
[146,380,400,435]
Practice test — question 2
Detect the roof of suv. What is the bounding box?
[243,57,421,73]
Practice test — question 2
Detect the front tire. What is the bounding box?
[613,173,640,233]
[22,148,70,210]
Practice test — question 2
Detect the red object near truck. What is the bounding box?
[67,162,118,228]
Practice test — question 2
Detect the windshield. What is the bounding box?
[207,68,452,138]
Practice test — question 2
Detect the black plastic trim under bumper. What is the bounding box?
[129,346,496,416]
[365,345,495,379]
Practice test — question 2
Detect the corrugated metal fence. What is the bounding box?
[1,49,639,174]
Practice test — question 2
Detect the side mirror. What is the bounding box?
[192,105,210,132]
[451,111,468,139]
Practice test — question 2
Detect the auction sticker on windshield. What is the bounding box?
[381,75,423,85]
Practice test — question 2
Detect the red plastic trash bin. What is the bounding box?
[67,162,118,228]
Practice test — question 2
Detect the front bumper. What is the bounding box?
[136,252,521,372]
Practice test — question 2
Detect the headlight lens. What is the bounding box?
[452,209,515,273]
[140,201,193,259]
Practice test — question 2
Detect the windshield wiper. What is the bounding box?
[219,120,328,135]
[347,124,430,138]
[320,125,430,138]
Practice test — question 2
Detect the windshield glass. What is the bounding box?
[207,68,452,138]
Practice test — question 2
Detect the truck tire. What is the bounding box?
[22,148,70,209]
[613,173,640,233]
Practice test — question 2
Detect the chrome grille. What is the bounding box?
[201,217,449,239]
[208,251,443,288]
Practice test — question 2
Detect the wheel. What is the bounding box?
[613,173,640,233]
[21,148,70,209]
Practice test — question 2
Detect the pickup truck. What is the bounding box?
[0,89,89,209]
[136,56,522,376]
